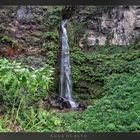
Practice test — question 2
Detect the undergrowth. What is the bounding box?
[56,44,140,132]
[0,39,140,132]
[0,58,62,132]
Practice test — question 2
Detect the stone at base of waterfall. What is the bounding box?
[42,96,87,111]
[57,96,77,110]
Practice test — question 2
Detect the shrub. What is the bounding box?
[0,58,53,123]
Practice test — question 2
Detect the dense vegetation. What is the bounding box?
[57,44,140,132]
[0,42,140,132]
[0,6,140,132]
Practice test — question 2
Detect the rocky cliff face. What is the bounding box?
[1,6,140,48]
[0,6,48,49]
[79,6,140,47]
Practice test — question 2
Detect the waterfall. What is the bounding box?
[60,20,77,108]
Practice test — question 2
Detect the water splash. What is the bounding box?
[60,20,77,108]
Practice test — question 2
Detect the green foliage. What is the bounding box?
[44,32,59,43]
[47,41,140,132]
[68,21,87,46]
[105,33,114,46]
[57,65,140,132]
[0,58,62,132]
[0,35,17,48]
[0,107,61,132]
[130,35,140,49]
[0,58,53,123]
[41,12,140,132]
[17,107,61,132]
[42,6,62,30]
[1,6,140,132]
[0,116,11,132]
[69,44,140,102]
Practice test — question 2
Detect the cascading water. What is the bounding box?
[60,20,77,108]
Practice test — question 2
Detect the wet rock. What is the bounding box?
[42,95,88,111]
[62,6,76,19]
[77,103,87,111]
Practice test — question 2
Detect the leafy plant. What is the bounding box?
[0,35,17,48]
[42,6,62,30]
[44,32,59,43]
[0,58,53,123]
